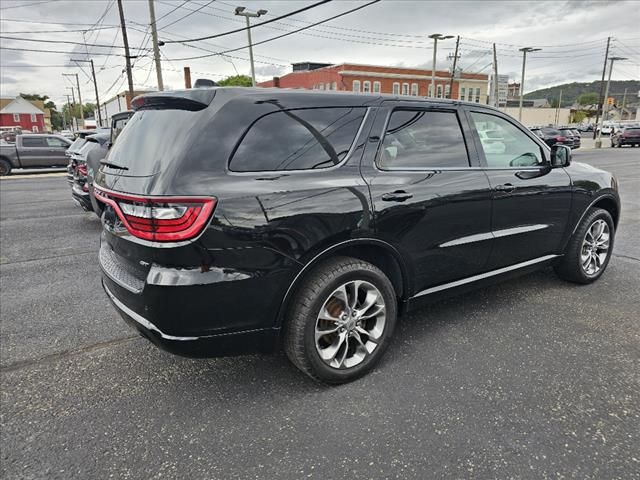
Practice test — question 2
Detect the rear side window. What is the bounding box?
[379,109,468,169]
[21,137,45,147]
[230,108,366,172]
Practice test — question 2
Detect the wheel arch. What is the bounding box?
[592,195,620,228]
[275,238,411,328]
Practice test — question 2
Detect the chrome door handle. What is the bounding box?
[381,190,413,202]
[494,183,515,193]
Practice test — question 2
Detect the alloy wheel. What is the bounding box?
[581,219,610,276]
[315,280,386,369]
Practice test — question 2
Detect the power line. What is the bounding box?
[159,0,333,44]
[0,35,136,49]
[0,26,118,34]
[157,0,215,31]
[1,46,136,56]
[154,0,189,24]
[0,0,63,10]
[164,0,381,61]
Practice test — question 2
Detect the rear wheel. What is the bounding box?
[554,208,614,284]
[0,158,12,176]
[284,256,397,384]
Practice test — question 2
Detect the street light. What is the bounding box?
[596,56,628,148]
[235,6,268,87]
[428,34,454,98]
[518,47,542,121]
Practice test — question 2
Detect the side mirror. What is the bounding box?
[550,144,571,168]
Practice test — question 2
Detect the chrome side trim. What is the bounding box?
[412,254,559,298]
[439,224,549,248]
[104,284,199,341]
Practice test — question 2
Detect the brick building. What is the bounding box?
[258,62,489,103]
[0,96,46,132]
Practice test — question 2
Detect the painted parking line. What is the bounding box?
[1,172,67,180]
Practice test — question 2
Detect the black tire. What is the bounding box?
[0,158,12,176]
[554,208,614,284]
[284,256,397,384]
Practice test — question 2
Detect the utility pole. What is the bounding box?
[596,56,628,147]
[65,87,75,130]
[492,43,499,107]
[184,67,192,89]
[555,89,563,124]
[518,47,541,121]
[621,87,628,119]
[72,58,102,126]
[235,6,268,87]
[148,0,164,91]
[448,35,460,99]
[429,33,454,98]
[594,36,611,141]
[65,94,72,130]
[63,73,83,128]
[117,0,135,101]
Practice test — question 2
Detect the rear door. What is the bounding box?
[466,109,572,269]
[44,136,70,165]
[361,102,493,295]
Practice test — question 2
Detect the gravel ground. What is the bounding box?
[1,147,638,479]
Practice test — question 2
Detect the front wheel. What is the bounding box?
[284,256,397,384]
[554,208,614,284]
[0,158,12,176]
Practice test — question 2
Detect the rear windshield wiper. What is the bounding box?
[100,160,129,171]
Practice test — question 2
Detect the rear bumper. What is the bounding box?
[71,185,93,211]
[619,138,640,145]
[103,282,280,357]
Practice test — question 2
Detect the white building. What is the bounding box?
[489,74,509,107]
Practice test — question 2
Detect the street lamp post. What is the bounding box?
[596,56,627,148]
[235,6,268,87]
[428,34,454,98]
[518,47,541,121]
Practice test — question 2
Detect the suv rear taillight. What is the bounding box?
[94,187,216,242]
[555,136,567,142]
[77,164,88,176]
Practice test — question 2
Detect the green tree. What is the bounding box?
[217,74,253,87]
[577,92,599,106]
[571,111,588,123]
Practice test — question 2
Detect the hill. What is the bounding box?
[525,80,640,107]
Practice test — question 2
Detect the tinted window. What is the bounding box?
[378,109,468,169]
[68,137,87,153]
[21,137,45,147]
[470,112,544,168]
[230,108,366,172]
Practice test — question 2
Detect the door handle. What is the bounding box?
[381,190,413,202]
[494,183,515,193]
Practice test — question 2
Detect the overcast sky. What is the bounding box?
[1,0,638,107]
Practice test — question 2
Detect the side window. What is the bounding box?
[411,83,418,96]
[470,111,544,168]
[402,83,409,95]
[378,109,469,169]
[230,108,366,172]
[460,87,466,101]
[352,80,361,93]
[46,137,68,147]
[392,82,400,95]
[373,81,381,93]
[363,81,371,93]
[21,136,45,147]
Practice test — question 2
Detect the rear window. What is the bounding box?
[69,137,87,152]
[229,108,366,172]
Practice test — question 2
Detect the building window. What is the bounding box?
[428,85,433,97]
[318,83,325,90]
[437,85,443,98]
[445,85,451,99]
[402,83,409,95]
[352,80,361,93]
[363,81,371,93]
[13,113,20,122]
[392,82,400,95]
[331,81,337,91]
[460,87,466,101]
[325,83,331,90]
[411,83,418,96]
[467,88,474,102]
[30,114,37,122]
[32,126,39,132]
[373,81,381,93]
[475,88,481,103]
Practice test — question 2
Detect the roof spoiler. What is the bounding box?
[131,89,217,112]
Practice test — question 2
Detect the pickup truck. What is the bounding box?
[0,134,72,176]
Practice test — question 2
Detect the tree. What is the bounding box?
[577,92,599,106]
[217,75,253,87]
[20,93,63,131]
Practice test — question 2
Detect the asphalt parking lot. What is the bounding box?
[1,147,639,479]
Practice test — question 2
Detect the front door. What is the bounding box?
[44,136,70,166]
[17,136,48,167]
[361,104,494,296]
[466,110,572,269]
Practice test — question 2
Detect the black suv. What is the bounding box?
[96,88,620,384]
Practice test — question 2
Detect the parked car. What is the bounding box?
[96,88,620,384]
[577,124,593,132]
[110,111,133,144]
[529,127,573,148]
[65,128,110,184]
[59,129,75,139]
[597,124,614,135]
[611,126,640,147]
[559,127,581,149]
[0,134,71,175]
[70,133,110,212]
